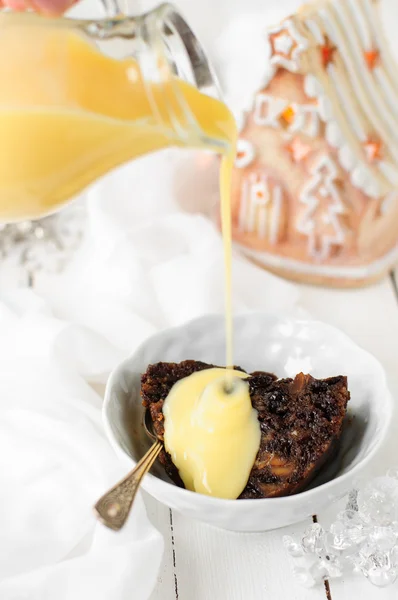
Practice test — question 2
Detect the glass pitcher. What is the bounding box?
[0,2,234,222]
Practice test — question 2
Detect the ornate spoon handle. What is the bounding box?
[94,440,162,531]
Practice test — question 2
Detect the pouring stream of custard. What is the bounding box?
[0,15,260,498]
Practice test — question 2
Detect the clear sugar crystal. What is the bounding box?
[359,477,398,526]
[327,522,354,551]
[282,535,304,558]
[370,526,397,552]
[309,560,329,583]
[321,554,343,578]
[301,523,325,555]
[363,552,397,587]
[333,510,368,547]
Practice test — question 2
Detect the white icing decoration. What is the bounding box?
[347,0,372,49]
[351,165,372,189]
[327,64,366,142]
[274,32,293,55]
[253,93,288,128]
[343,0,398,162]
[319,186,328,198]
[267,19,309,73]
[379,161,398,185]
[269,185,282,245]
[326,123,344,148]
[305,18,324,45]
[366,182,380,199]
[235,139,255,169]
[257,204,267,239]
[302,69,381,198]
[338,146,356,170]
[304,74,322,98]
[318,96,333,121]
[252,94,320,138]
[362,0,398,109]
[247,175,269,234]
[373,68,398,122]
[381,191,396,215]
[297,155,345,261]
[361,171,374,189]
[239,173,283,244]
[324,2,398,157]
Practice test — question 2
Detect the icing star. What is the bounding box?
[320,36,337,68]
[279,106,296,127]
[286,137,312,163]
[267,19,309,72]
[364,49,380,70]
[364,138,383,163]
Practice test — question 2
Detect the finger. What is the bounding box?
[29,0,78,14]
[3,0,77,14]
[2,0,32,10]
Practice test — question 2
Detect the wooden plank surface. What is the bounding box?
[146,496,320,600]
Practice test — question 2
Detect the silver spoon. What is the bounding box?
[93,408,161,531]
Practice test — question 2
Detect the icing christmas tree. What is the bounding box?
[297,155,345,261]
[231,0,398,286]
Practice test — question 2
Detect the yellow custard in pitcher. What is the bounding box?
[0,14,236,223]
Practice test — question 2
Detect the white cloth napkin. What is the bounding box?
[0,289,164,600]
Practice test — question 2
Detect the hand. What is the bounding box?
[1,0,78,15]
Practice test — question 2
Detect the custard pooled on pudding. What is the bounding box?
[161,368,260,499]
[141,361,350,499]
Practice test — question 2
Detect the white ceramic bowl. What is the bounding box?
[103,314,393,532]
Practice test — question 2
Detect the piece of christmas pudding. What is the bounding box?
[142,361,350,499]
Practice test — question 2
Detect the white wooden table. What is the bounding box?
[142,275,398,600]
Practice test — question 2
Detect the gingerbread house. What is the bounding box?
[230,0,398,286]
